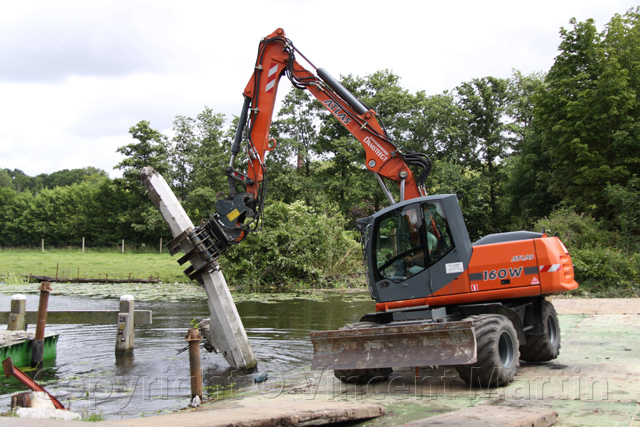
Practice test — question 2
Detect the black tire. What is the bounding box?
[456,314,519,388]
[333,368,393,384]
[519,300,561,362]
[333,321,392,384]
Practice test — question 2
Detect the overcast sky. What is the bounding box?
[0,0,635,178]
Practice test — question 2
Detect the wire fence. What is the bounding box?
[0,238,168,254]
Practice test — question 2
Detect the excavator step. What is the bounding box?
[310,321,476,370]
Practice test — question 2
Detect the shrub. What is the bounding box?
[571,247,640,296]
[219,200,362,292]
[535,207,639,296]
[533,207,613,250]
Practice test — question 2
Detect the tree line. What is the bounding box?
[1,10,638,292]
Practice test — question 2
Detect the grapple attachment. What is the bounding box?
[310,321,476,371]
[167,193,256,282]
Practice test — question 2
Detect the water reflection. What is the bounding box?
[0,292,374,419]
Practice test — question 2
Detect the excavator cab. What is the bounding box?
[362,194,473,303]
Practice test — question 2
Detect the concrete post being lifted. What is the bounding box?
[141,166,257,370]
[7,295,26,331]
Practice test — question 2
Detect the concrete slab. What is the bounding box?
[405,405,557,427]
[1,399,385,426]
[104,399,384,427]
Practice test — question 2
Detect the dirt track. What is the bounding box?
[550,297,640,314]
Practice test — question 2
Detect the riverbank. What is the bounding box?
[1,297,638,425]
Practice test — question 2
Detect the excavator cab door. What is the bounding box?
[364,194,473,303]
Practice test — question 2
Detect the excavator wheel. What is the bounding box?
[519,300,561,362]
[333,322,393,384]
[456,314,519,388]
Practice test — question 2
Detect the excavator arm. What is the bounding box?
[234,28,428,199]
[196,28,431,267]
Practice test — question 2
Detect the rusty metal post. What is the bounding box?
[32,282,52,365]
[186,328,203,403]
[8,294,26,331]
[115,295,135,356]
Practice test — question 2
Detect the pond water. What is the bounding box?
[0,290,375,419]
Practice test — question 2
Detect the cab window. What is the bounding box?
[422,201,455,266]
[373,205,426,281]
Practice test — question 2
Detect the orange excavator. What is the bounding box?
[184,28,578,387]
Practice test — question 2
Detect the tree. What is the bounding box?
[503,71,559,226]
[408,91,471,162]
[454,77,513,230]
[534,10,640,218]
[38,167,108,189]
[269,88,323,206]
[0,169,12,188]
[169,107,229,218]
[116,120,171,185]
[114,120,172,240]
[1,169,42,193]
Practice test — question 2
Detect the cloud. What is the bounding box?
[0,0,635,180]
[0,1,183,83]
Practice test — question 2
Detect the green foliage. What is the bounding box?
[83,412,105,422]
[534,208,638,296]
[533,207,613,250]
[426,160,492,240]
[116,120,171,185]
[603,175,640,251]
[220,200,362,292]
[170,107,230,214]
[534,8,640,218]
[570,247,640,296]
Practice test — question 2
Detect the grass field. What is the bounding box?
[0,248,187,284]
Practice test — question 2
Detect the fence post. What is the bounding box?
[121,239,125,254]
[159,237,162,255]
[41,239,44,253]
[82,237,85,254]
[115,295,135,356]
[7,294,26,331]
[32,282,52,366]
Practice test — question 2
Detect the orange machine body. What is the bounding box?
[376,235,578,312]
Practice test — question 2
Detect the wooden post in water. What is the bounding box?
[186,328,203,404]
[115,295,135,356]
[32,282,52,365]
[7,294,26,331]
